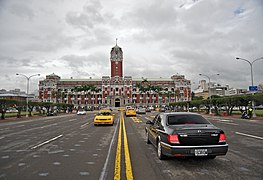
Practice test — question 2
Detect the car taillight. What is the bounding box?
[168,134,180,144]
[219,133,226,143]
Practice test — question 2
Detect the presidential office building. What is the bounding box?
[39,43,191,108]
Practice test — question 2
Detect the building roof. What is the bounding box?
[0,93,28,98]
[132,77,172,81]
[60,78,102,82]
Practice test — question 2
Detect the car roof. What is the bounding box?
[161,112,201,116]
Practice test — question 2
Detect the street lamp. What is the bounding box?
[199,73,220,114]
[236,57,263,117]
[16,73,40,117]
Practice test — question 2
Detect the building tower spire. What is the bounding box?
[110,40,123,78]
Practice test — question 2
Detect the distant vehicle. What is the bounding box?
[125,108,136,117]
[148,106,154,111]
[137,107,146,114]
[155,107,160,111]
[159,107,166,112]
[146,112,228,160]
[47,110,57,116]
[77,109,86,115]
[94,109,114,126]
[6,108,18,113]
[86,107,93,111]
[145,108,151,112]
[125,106,132,110]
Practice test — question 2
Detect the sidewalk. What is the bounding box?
[0,113,75,123]
[0,115,43,123]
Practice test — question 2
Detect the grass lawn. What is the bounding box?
[4,112,41,118]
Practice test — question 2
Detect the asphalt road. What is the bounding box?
[0,111,262,180]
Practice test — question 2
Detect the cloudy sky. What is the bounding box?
[0,0,262,93]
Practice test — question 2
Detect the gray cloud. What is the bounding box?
[66,0,104,31]
[0,0,262,92]
[9,3,35,20]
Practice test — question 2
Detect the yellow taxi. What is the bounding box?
[155,107,160,111]
[94,109,114,126]
[125,108,136,117]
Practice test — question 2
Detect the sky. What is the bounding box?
[0,0,262,94]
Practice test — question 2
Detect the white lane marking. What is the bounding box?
[80,122,90,128]
[69,119,77,122]
[40,123,57,129]
[17,125,25,127]
[31,134,63,149]
[220,119,232,122]
[235,132,263,140]
[0,137,5,140]
[99,117,120,180]
[218,122,239,126]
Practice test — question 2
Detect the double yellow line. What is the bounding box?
[114,112,133,180]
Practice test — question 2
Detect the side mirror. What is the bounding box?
[94,114,97,116]
[146,120,154,125]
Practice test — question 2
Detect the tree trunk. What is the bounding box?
[1,112,5,119]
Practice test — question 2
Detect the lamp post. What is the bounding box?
[236,57,263,118]
[199,73,220,114]
[16,73,40,117]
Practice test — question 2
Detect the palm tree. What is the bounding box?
[55,90,62,103]
[151,85,162,104]
[89,85,97,106]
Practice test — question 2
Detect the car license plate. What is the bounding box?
[195,149,208,156]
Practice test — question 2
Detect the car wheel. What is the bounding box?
[157,140,166,160]
[146,131,151,144]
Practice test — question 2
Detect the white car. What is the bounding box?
[77,110,86,115]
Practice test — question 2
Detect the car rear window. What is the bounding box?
[167,114,210,125]
[98,112,111,116]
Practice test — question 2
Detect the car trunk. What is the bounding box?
[174,125,221,146]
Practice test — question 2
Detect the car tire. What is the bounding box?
[157,140,166,160]
[146,131,151,144]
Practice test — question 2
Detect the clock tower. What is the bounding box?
[110,39,123,78]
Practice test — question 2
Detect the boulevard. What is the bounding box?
[0,111,262,180]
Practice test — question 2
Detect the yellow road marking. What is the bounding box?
[114,115,122,180]
[114,112,134,180]
[130,117,142,123]
[122,112,134,180]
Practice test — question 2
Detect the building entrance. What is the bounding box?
[115,98,120,107]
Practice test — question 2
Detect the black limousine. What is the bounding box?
[146,112,228,159]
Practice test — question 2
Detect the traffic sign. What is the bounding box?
[249,86,258,91]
